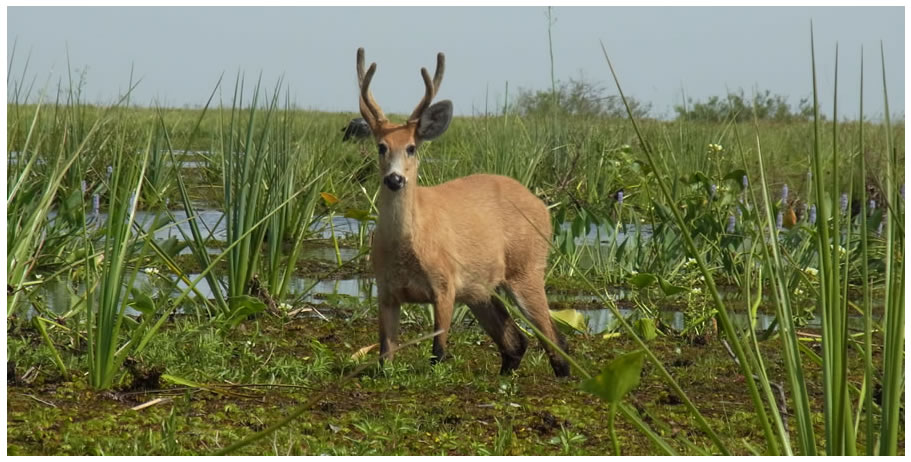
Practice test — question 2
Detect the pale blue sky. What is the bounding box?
[6,6,905,119]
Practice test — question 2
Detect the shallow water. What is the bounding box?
[48,186,651,247]
[31,267,866,335]
[174,242,363,259]
[558,221,653,246]
[578,303,865,333]
[30,271,377,319]
[55,207,368,242]
[20,194,864,334]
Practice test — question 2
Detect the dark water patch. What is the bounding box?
[575,305,867,334]
[28,272,377,319]
[300,246,363,262]
[50,206,368,242]
[179,160,209,169]
[166,274,378,307]
[172,243,362,262]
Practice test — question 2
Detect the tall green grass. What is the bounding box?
[593,28,904,455]
[874,40,904,456]
[86,129,152,389]
[218,76,332,314]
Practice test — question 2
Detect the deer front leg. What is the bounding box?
[431,294,455,365]
[378,296,401,366]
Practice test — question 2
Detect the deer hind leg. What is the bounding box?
[506,275,571,377]
[467,296,528,375]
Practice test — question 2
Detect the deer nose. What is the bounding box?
[384,173,406,191]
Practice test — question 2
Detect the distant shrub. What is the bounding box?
[674,89,816,123]
[513,77,652,119]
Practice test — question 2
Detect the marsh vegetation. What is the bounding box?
[6,39,904,455]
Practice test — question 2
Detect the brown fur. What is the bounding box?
[357,48,569,377]
[782,205,798,229]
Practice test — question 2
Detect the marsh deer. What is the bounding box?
[341,117,371,141]
[355,48,569,377]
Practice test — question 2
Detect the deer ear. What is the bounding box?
[416,100,452,141]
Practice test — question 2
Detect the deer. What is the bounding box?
[341,117,371,141]
[355,48,570,377]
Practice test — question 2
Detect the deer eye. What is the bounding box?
[377,144,388,156]
[406,145,416,156]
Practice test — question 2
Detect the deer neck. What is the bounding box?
[376,183,420,245]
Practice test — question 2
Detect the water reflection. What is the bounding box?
[31,270,867,336]
[558,222,654,246]
[581,306,807,333]
[52,207,367,241]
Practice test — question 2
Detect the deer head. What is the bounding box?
[356,48,453,192]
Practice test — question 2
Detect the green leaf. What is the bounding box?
[60,188,84,226]
[684,171,711,186]
[628,273,657,289]
[128,288,156,316]
[658,276,688,297]
[161,374,242,398]
[550,309,588,334]
[571,215,586,238]
[632,159,652,175]
[156,236,185,259]
[66,246,90,264]
[581,350,646,403]
[343,208,372,221]
[635,318,657,342]
[225,295,267,329]
[161,373,206,389]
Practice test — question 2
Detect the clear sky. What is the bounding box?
[6,6,905,119]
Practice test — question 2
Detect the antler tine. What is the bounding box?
[356,48,386,126]
[356,48,366,82]
[409,52,446,122]
[432,52,445,93]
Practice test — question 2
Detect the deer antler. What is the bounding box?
[408,52,445,123]
[357,48,387,128]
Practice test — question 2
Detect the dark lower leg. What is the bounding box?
[509,280,571,378]
[431,299,454,365]
[468,297,528,375]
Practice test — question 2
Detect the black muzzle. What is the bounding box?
[384,173,406,191]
